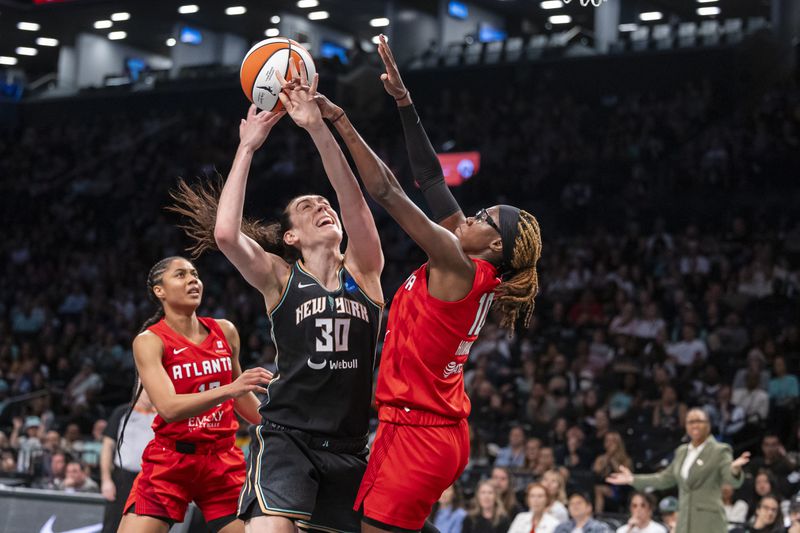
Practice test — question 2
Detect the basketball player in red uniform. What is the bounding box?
[311,37,544,532]
[118,256,272,533]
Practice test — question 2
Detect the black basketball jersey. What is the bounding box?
[261,261,383,439]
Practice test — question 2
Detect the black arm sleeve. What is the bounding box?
[397,104,462,222]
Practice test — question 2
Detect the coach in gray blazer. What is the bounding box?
[606,408,750,533]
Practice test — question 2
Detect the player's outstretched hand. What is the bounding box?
[276,59,323,130]
[239,104,285,152]
[376,34,407,100]
[229,367,273,397]
[313,93,343,122]
[606,465,635,485]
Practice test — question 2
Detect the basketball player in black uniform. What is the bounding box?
[170,69,383,532]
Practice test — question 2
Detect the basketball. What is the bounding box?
[240,38,316,112]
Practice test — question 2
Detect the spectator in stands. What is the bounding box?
[657,497,678,533]
[734,371,770,426]
[593,431,632,513]
[557,425,592,471]
[10,415,42,474]
[787,495,800,533]
[1,449,17,474]
[666,325,707,370]
[38,450,68,490]
[616,492,666,533]
[534,447,557,478]
[722,482,749,529]
[524,437,542,472]
[430,483,467,533]
[55,459,98,493]
[461,480,511,533]
[748,434,796,497]
[490,466,523,517]
[63,359,103,412]
[81,418,106,470]
[554,491,612,533]
[541,469,569,523]
[733,351,770,391]
[768,355,799,442]
[652,385,687,436]
[706,385,746,443]
[746,495,784,533]
[508,483,562,533]
[495,425,527,468]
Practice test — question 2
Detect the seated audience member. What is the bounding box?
[508,483,561,533]
[786,494,800,533]
[554,491,613,533]
[658,497,678,533]
[461,480,511,533]
[491,466,524,516]
[542,469,570,524]
[431,484,467,533]
[722,482,749,529]
[746,495,784,533]
[55,459,98,493]
[496,426,527,468]
[617,493,667,533]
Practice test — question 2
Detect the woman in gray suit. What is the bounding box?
[606,408,751,533]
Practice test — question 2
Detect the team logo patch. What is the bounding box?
[443,361,464,378]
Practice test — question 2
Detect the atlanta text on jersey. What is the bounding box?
[169,356,232,380]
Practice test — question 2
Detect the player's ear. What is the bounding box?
[284,230,298,247]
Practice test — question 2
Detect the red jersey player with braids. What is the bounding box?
[118,256,272,533]
[310,36,543,532]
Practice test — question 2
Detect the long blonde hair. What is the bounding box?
[468,480,508,526]
[542,469,567,505]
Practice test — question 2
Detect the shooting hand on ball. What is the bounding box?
[376,34,410,105]
[238,104,285,152]
[276,59,323,130]
[313,93,343,123]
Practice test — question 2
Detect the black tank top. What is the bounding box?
[260,261,383,439]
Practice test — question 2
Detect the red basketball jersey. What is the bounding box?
[375,259,500,420]
[147,317,237,442]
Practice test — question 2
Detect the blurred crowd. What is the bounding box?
[0,55,799,532]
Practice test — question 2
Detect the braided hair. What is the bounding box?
[494,210,542,333]
[167,177,299,262]
[117,256,182,464]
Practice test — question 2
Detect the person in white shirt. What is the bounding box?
[616,493,667,533]
[666,325,708,367]
[541,469,569,524]
[721,483,748,530]
[732,371,770,424]
[508,483,561,533]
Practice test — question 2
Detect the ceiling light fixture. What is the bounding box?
[178,5,199,14]
[94,20,113,29]
[549,14,572,24]
[166,38,177,46]
[36,37,59,47]
[540,1,564,9]
[639,11,663,21]
[265,28,280,37]
[370,18,390,27]
[0,56,18,65]
[697,6,721,15]
[297,0,319,8]
[17,22,41,32]
[225,6,247,16]
[108,31,127,40]
[16,47,37,56]
[308,10,329,20]
[111,12,130,22]
[271,16,281,24]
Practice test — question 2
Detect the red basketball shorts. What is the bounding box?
[125,436,245,523]
[354,408,469,531]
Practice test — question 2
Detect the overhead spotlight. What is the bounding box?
[178,5,199,14]
[111,12,130,22]
[265,28,280,37]
[308,11,328,20]
[94,20,113,29]
[639,11,663,21]
[370,18,390,27]
[36,37,59,47]
[166,38,177,46]
[697,6,721,15]
[618,23,638,32]
[108,31,127,40]
[17,22,41,32]
[271,16,281,24]
[225,6,247,16]
[540,1,563,9]
[16,47,37,56]
[297,0,319,8]
[371,35,387,44]
[696,0,718,3]
[548,14,571,24]
[0,56,18,65]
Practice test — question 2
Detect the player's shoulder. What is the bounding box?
[213,318,237,335]
[133,329,164,353]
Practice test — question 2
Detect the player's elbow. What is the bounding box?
[214,227,238,252]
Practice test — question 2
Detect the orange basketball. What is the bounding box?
[240,38,316,112]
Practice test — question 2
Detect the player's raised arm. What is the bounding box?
[214,106,288,291]
[318,96,476,299]
[276,64,384,301]
[376,34,465,234]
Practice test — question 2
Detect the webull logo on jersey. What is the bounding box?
[188,409,224,429]
[307,357,359,371]
[443,340,473,378]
